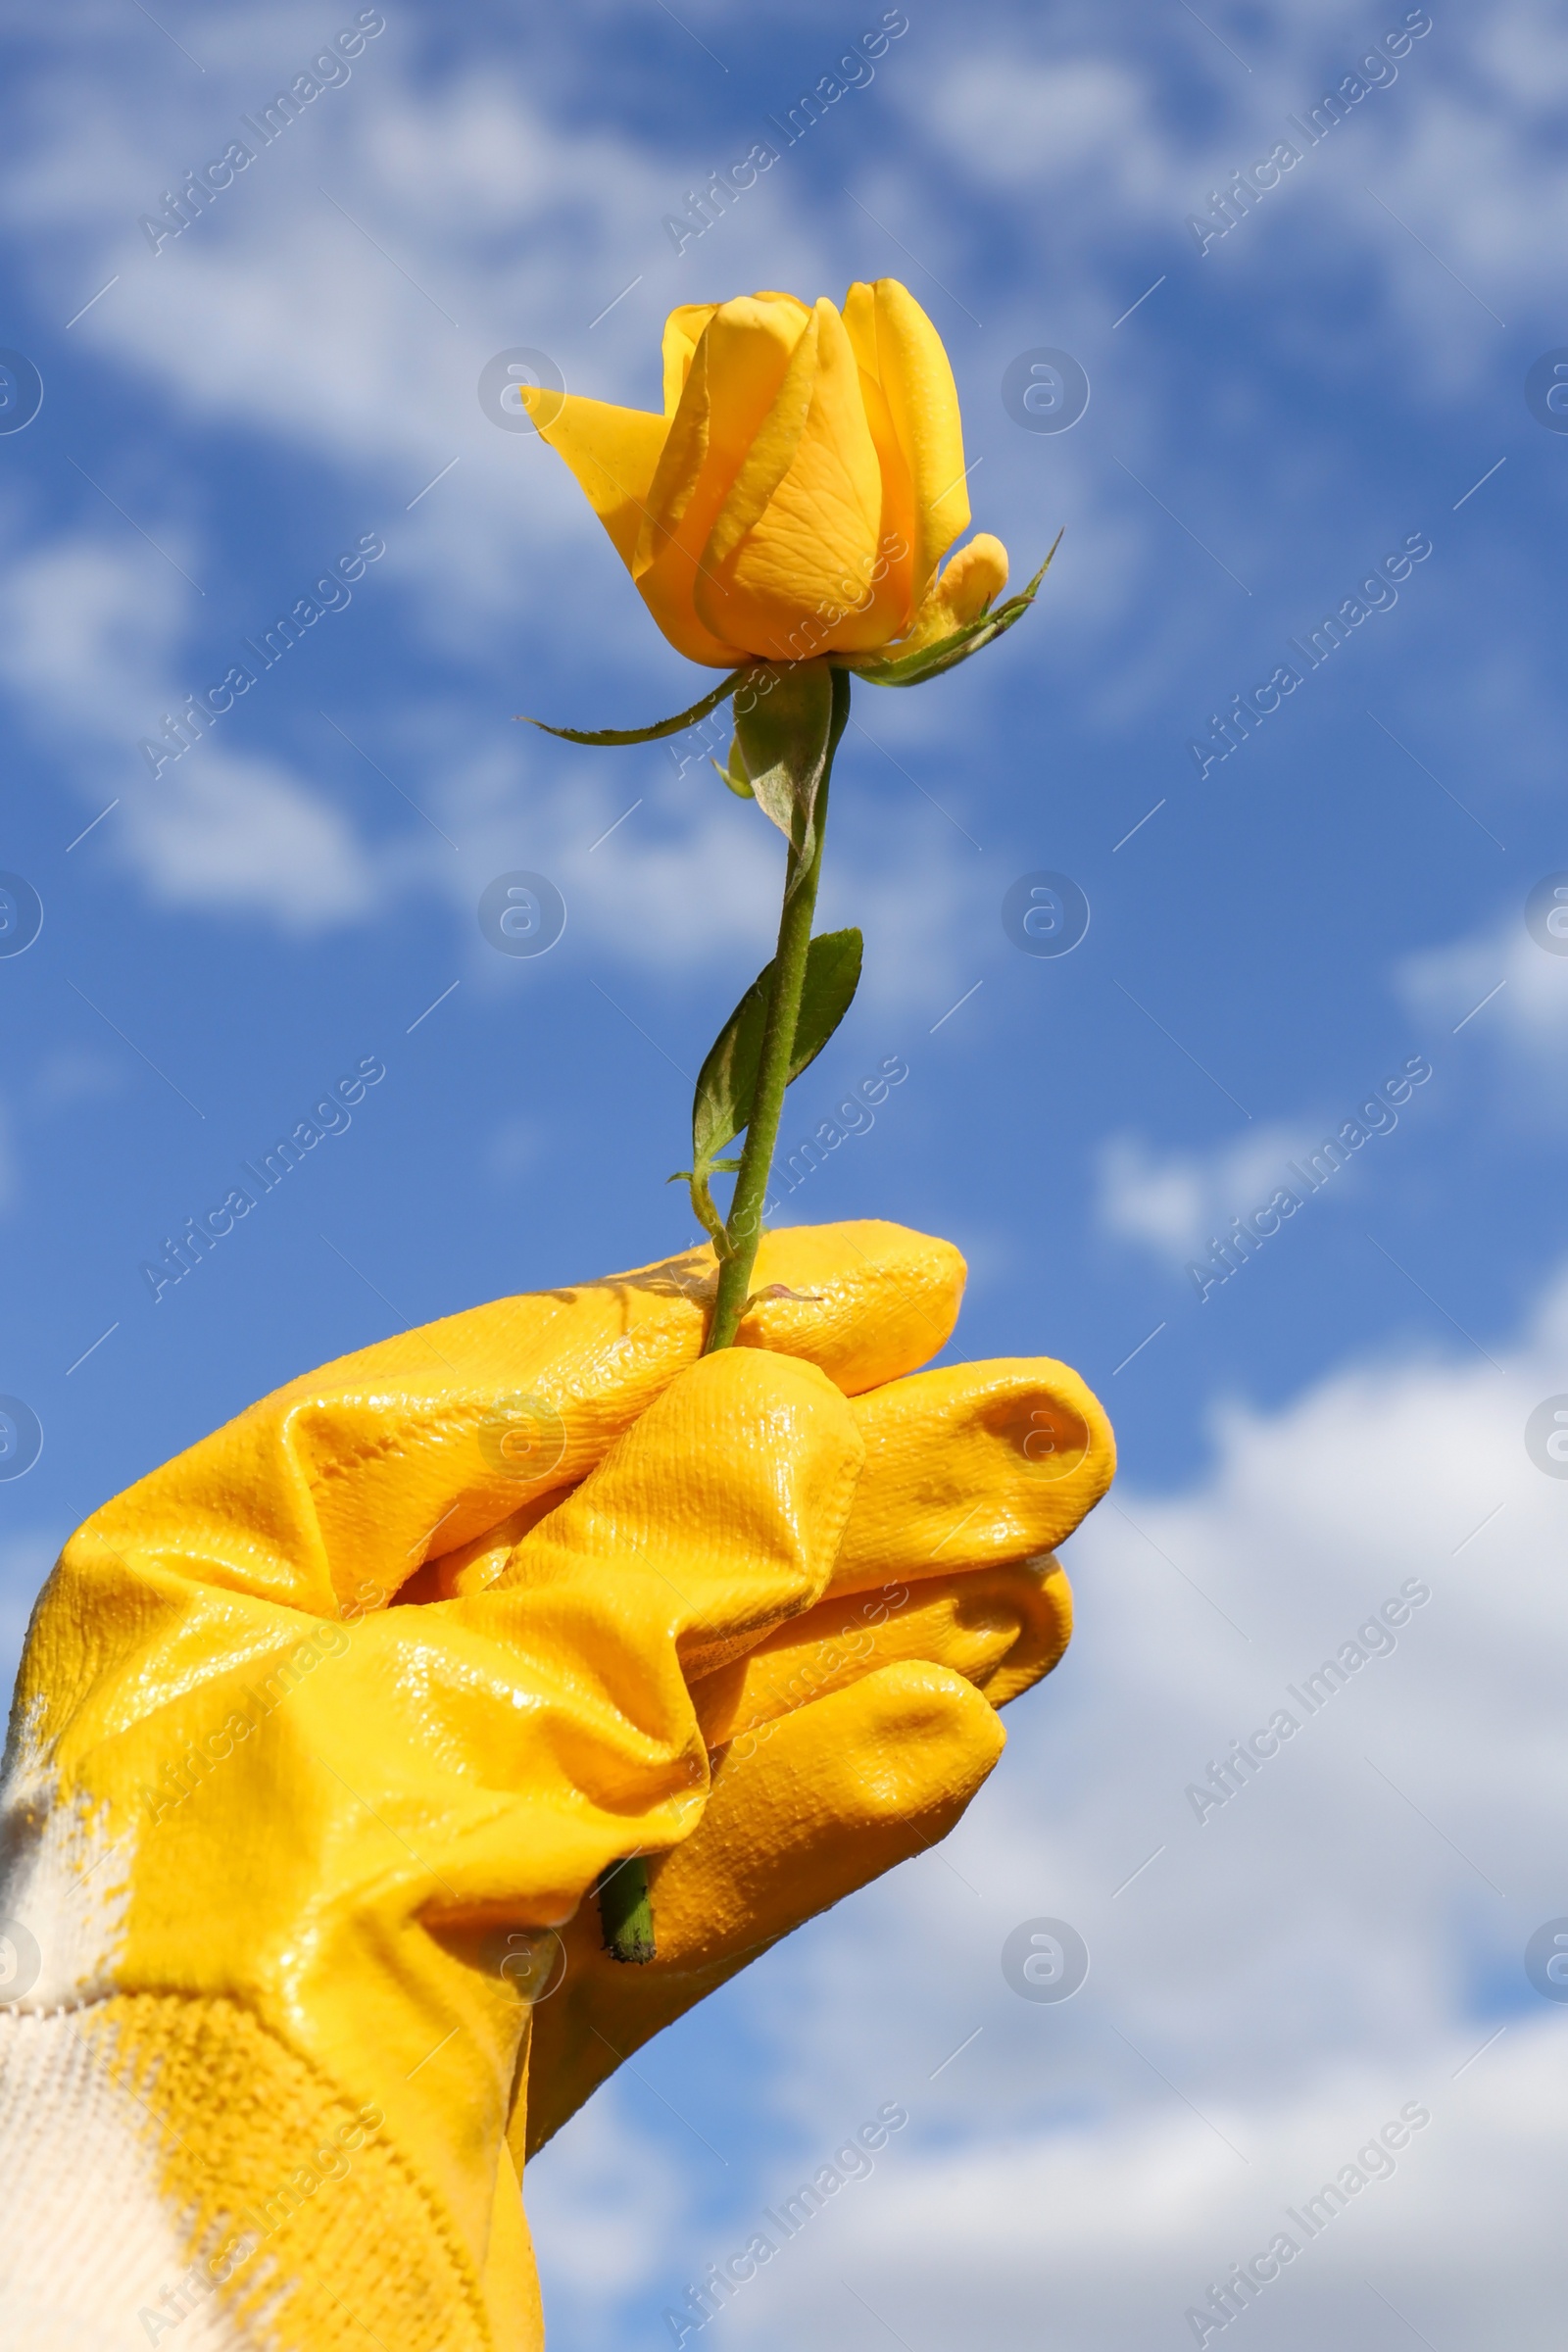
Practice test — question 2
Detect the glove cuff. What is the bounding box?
[0,1992,535,2350]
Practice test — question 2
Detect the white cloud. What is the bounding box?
[0,533,187,727]
[896,0,1568,354]
[423,734,781,988]
[716,2034,1565,2351]
[1097,1123,1322,1264]
[417,726,989,1002]
[1399,901,1568,1063]
[1095,1073,1428,1268]
[122,747,380,927]
[895,53,1186,208]
[0,523,388,930]
[15,43,686,514]
[527,2086,693,2316]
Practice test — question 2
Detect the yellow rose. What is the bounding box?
[524,278,1008,668]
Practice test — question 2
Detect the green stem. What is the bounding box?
[596,1856,655,1965]
[705,667,852,1355]
[601,668,851,1964]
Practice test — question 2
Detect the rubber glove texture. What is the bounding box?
[0,1221,1112,2352]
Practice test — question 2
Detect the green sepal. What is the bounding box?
[712,737,756,799]
[692,927,862,1173]
[840,533,1062,689]
[516,667,746,747]
[731,662,835,866]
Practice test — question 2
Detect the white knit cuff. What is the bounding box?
[0,2007,251,2349]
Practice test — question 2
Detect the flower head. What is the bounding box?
[524,279,1007,668]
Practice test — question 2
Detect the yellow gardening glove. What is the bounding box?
[521,1357,1094,2155]
[0,1221,1112,2352]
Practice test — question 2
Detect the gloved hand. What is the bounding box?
[0,1221,1112,2352]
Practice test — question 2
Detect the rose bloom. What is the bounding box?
[524,279,1008,668]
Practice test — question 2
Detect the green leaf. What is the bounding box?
[692,927,862,1170]
[732,662,835,864]
[843,533,1062,689]
[711,737,755,799]
[516,667,746,747]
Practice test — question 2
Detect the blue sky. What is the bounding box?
[3,0,1568,2344]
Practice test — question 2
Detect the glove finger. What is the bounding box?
[433,1346,1108,1613]
[690,1556,1072,1751]
[520,1661,1003,2160]
[829,1357,1114,1599]
[486,1348,863,1701]
[71,1220,961,1619]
